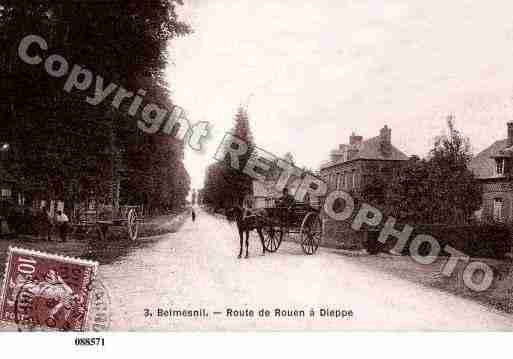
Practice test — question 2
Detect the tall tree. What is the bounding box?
[386,117,481,224]
[0,0,192,212]
[203,106,256,208]
[221,107,255,205]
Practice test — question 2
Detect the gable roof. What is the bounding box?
[469,139,509,179]
[354,136,408,161]
[321,135,408,169]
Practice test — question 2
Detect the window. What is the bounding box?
[493,198,504,222]
[265,198,275,208]
[496,158,505,176]
[1,188,11,199]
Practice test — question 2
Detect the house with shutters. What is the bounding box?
[469,122,513,222]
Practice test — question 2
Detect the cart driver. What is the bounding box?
[277,188,295,208]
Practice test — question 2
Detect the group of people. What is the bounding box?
[41,207,70,242]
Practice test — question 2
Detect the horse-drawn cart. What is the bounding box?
[252,201,323,255]
[72,205,142,241]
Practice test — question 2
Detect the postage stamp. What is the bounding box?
[0,247,99,331]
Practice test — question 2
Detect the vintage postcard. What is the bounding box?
[2,0,513,345]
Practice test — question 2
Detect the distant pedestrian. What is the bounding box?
[191,209,196,222]
[55,210,69,242]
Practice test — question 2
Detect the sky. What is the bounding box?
[166,0,513,191]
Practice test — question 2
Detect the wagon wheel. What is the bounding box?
[127,209,139,241]
[262,225,283,253]
[300,212,322,255]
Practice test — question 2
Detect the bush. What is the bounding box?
[5,205,37,234]
[376,223,511,259]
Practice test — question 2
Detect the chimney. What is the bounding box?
[508,122,513,147]
[380,125,392,156]
[349,132,363,146]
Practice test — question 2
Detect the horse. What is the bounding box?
[225,206,267,259]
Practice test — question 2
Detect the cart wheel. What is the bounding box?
[127,209,138,241]
[300,212,322,255]
[262,226,283,253]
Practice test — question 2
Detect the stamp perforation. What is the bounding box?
[0,248,15,325]
[7,246,99,267]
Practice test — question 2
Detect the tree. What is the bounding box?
[386,117,481,224]
[361,176,386,207]
[203,106,256,208]
[202,162,225,209]
[0,1,192,212]
[386,156,434,222]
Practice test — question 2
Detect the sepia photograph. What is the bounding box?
[1,1,513,348]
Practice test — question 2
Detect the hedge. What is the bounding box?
[365,223,511,259]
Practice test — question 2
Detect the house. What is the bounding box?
[0,147,26,208]
[0,164,19,235]
[0,165,16,203]
[252,180,281,209]
[469,122,513,222]
[319,125,409,249]
[320,125,408,198]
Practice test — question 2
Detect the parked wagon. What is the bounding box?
[72,205,142,241]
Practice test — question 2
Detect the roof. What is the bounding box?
[469,139,509,179]
[355,136,408,161]
[321,135,408,169]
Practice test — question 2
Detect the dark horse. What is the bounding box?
[225,206,267,259]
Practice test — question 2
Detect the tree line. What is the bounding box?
[0,0,191,213]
